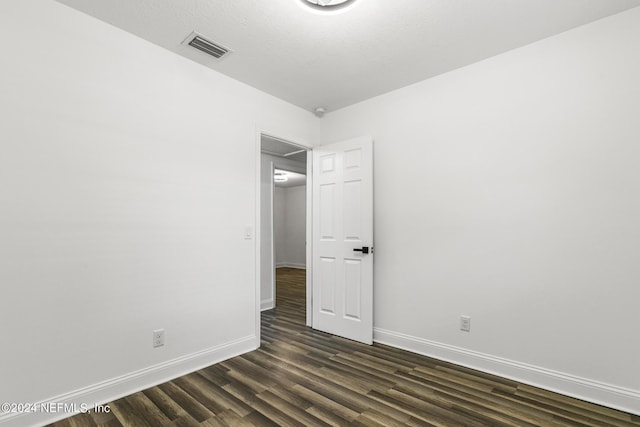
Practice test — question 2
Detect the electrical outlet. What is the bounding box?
[153,329,164,348]
[460,315,471,332]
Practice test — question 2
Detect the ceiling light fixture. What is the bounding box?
[274,171,289,183]
[301,0,358,12]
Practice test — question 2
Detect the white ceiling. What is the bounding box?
[261,134,309,163]
[55,0,640,114]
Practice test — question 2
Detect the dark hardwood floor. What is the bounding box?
[50,268,640,426]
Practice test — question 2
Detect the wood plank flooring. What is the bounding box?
[49,268,640,426]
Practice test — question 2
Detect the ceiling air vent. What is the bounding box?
[183,32,230,59]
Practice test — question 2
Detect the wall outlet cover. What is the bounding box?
[153,329,165,347]
[460,315,471,332]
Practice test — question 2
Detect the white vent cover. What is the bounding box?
[182,31,230,59]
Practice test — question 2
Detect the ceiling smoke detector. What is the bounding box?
[314,107,326,118]
[301,0,357,12]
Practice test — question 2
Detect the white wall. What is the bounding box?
[321,7,640,414]
[274,185,307,269]
[274,187,287,266]
[0,1,318,425]
[284,185,307,269]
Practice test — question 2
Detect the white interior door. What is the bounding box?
[312,136,373,344]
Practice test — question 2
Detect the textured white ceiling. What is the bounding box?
[55,0,640,115]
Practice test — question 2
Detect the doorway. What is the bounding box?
[259,133,311,326]
[256,132,374,344]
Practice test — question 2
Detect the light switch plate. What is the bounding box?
[244,225,253,240]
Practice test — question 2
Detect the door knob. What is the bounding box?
[353,246,369,254]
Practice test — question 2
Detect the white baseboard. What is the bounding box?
[275,263,306,269]
[261,299,274,311]
[374,328,640,416]
[0,335,258,427]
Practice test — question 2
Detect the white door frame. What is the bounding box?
[255,129,313,345]
[305,150,313,327]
